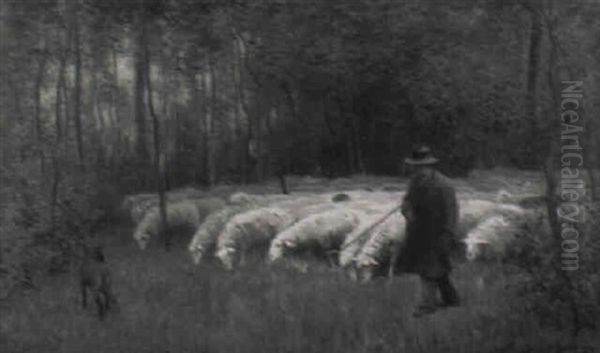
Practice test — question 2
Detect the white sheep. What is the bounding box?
[215,207,295,269]
[228,192,260,206]
[122,188,208,224]
[353,212,406,281]
[268,209,361,264]
[462,215,515,261]
[457,198,525,237]
[130,198,159,224]
[188,204,253,265]
[338,211,386,268]
[133,197,225,250]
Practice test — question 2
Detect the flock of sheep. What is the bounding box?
[123,186,540,281]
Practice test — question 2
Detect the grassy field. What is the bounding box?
[1,170,597,353]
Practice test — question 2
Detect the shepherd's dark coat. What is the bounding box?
[398,169,459,278]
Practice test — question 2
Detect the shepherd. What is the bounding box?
[399,146,460,318]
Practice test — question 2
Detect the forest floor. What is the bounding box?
[1,169,598,353]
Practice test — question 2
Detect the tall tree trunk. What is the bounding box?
[203,53,216,186]
[55,38,67,146]
[199,71,208,184]
[73,0,85,171]
[33,50,48,175]
[254,103,263,182]
[51,29,67,229]
[134,3,149,172]
[232,31,251,183]
[62,59,71,154]
[91,67,106,173]
[526,9,542,118]
[143,25,169,250]
[110,46,121,178]
[544,3,582,341]
[160,51,172,190]
[337,102,354,174]
[524,7,542,166]
[189,73,203,184]
[265,105,277,179]
[231,44,243,182]
[352,113,365,174]
[271,104,289,194]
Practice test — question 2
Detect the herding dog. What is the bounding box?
[79,246,117,320]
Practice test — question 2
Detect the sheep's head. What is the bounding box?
[134,229,151,250]
[268,243,283,262]
[495,189,513,203]
[269,239,293,262]
[463,239,494,261]
[463,238,478,261]
[338,247,358,268]
[189,244,205,265]
[344,259,374,282]
[216,247,236,270]
[121,196,134,212]
[354,257,379,282]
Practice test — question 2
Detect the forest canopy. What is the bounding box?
[1,0,598,190]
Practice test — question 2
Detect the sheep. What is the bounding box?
[133,197,225,250]
[462,215,515,261]
[79,246,117,320]
[457,198,525,238]
[130,198,159,224]
[462,206,541,262]
[495,189,513,203]
[188,204,253,265]
[267,193,341,225]
[122,188,208,224]
[228,192,261,206]
[215,207,295,269]
[338,211,387,268]
[352,212,406,281]
[268,209,361,264]
[495,189,547,209]
[338,197,525,277]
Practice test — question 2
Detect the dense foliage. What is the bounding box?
[2,0,598,186]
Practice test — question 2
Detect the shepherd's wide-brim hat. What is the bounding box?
[404,146,439,165]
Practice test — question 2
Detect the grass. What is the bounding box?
[1,171,597,353]
[1,230,588,353]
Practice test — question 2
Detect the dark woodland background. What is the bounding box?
[0,1,599,352]
[2,0,598,190]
